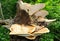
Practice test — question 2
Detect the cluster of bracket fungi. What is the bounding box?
[9,0,56,40]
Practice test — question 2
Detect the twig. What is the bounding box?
[0,19,13,29]
[0,3,5,20]
[0,19,13,24]
[3,25,10,29]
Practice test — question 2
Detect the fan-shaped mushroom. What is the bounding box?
[29,3,45,15]
[34,10,48,17]
[10,24,50,40]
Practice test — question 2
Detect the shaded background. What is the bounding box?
[0,0,60,41]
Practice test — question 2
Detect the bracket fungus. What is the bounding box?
[9,0,56,40]
[10,24,50,40]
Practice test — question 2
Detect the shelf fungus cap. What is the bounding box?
[25,28,49,40]
[34,10,48,17]
[29,3,45,15]
[9,24,36,35]
[9,24,50,40]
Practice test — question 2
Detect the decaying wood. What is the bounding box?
[13,3,31,25]
[10,35,40,41]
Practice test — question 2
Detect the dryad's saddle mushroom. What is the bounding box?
[9,0,56,40]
